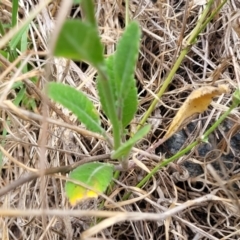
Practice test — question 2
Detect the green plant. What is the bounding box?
[0,0,33,169]
[47,0,150,204]
[47,0,237,206]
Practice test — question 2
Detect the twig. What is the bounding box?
[0,154,110,197]
[0,54,73,125]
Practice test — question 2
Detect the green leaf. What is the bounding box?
[114,21,140,99]
[0,50,8,59]
[232,89,240,105]
[0,21,5,36]
[65,162,114,205]
[12,0,19,27]
[8,49,18,62]
[111,124,151,159]
[81,0,96,26]
[97,76,113,123]
[47,82,104,135]
[20,25,29,73]
[122,78,138,128]
[96,59,121,149]
[105,56,115,95]
[13,86,26,106]
[98,56,138,129]
[9,23,29,51]
[73,0,95,27]
[113,21,140,127]
[54,20,104,70]
[96,56,116,122]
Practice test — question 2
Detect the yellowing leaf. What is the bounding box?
[65,163,114,206]
[66,181,100,205]
[163,85,229,141]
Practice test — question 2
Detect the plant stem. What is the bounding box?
[197,0,228,36]
[98,69,121,150]
[123,96,239,200]
[136,0,226,131]
[186,0,214,44]
[137,45,191,130]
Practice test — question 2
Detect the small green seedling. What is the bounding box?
[47,0,150,205]
[47,0,236,206]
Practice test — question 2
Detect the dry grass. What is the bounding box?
[1,0,240,239]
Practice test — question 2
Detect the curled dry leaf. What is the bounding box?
[163,84,229,141]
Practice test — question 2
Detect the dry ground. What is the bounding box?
[1,0,240,239]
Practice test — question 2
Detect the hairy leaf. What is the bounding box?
[121,78,138,128]
[113,22,140,127]
[96,56,118,125]
[99,55,138,129]
[65,162,114,205]
[47,82,104,135]
[54,20,104,70]
[114,21,140,95]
